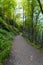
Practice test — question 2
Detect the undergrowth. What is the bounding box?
[0,29,13,65]
[0,17,19,65]
[23,34,43,52]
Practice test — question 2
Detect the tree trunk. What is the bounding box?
[31,0,34,42]
[41,31,43,48]
[37,0,43,14]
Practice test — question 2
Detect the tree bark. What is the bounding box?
[37,0,43,14]
[31,0,34,42]
[40,31,43,48]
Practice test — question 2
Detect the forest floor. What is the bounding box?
[3,34,43,65]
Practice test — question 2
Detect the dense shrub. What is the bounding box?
[0,29,12,63]
[0,17,17,34]
[0,18,19,63]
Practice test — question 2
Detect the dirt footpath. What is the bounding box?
[3,35,43,65]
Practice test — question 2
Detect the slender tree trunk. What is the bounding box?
[23,5,25,31]
[37,0,43,47]
[37,0,43,14]
[31,0,34,42]
[34,12,40,43]
[41,31,43,48]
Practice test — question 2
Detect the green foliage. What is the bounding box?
[0,15,18,63]
[0,0,17,19]
[0,17,19,35]
[0,44,11,62]
[0,63,2,65]
[0,28,12,62]
[0,0,43,64]
[0,0,20,64]
[21,0,43,48]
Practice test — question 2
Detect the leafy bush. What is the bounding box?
[0,17,17,34]
[0,63,2,65]
[0,17,19,64]
[0,29,12,63]
[0,44,11,62]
